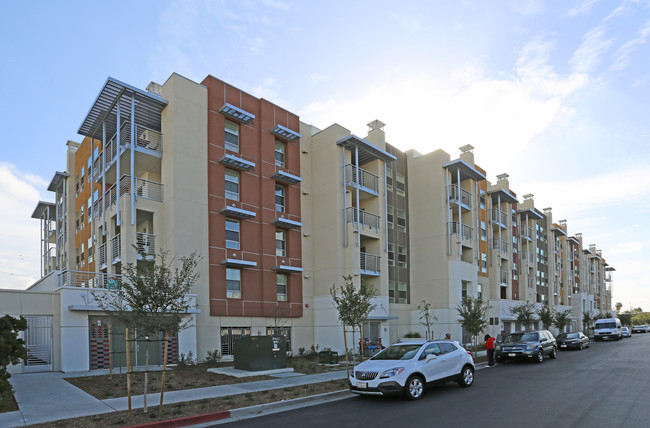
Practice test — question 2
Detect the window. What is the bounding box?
[461,281,468,298]
[389,281,396,303]
[75,175,80,195]
[225,219,240,249]
[481,221,487,241]
[75,211,80,233]
[275,184,285,212]
[221,327,250,355]
[398,282,407,304]
[80,167,85,192]
[396,173,405,197]
[224,120,239,152]
[388,243,395,266]
[276,273,287,301]
[398,246,407,268]
[397,209,406,232]
[477,284,483,299]
[481,253,487,273]
[80,206,85,228]
[75,247,79,268]
[386,166,393,192]
[226,268,241,298]
[87,156,92,182]
[80,243,85,267]
[387,206,394,229]
[87,197,92,222]
[513,263,518,280]
[480,190,486,210]
[88,237,93,263]
[512,235,518,253]
[275,229,286,257]
[225,169,239,200]
[275,141,285,167]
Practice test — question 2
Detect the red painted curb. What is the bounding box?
[125,410,231,428]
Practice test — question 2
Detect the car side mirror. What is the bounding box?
[425,354,437,362]
[540,338,547,342]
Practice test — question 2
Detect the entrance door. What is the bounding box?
[23,316,53,373]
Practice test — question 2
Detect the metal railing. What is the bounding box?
[92,175,164,220]
[360,252,380,274]
[491,208,508,227]
[345,164,379,194]
[58,270,123,289]
[520,225,533,240]
[99,243,107,267]
[491,238,509,255]
[448,222,473,241]
[135,124,163,154]
[111,233,121,263]
[554,243,562,254]
[136,232,156,259]
[500,270,508,285]
[345,207,380,230]
[448,185,472,208]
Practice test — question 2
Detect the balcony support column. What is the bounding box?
[130,95,136,225]
[355,145,361,247]
[446,169,451,256]
[384,162,388,253]
[342,147,348,248]
[498,194,502,269]
[457,168,461,255]
[102,121,107,234]
[116,99,121,227]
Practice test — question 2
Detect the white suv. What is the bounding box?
[349,340,475,400]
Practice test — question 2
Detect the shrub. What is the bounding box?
[404,331,422,338]
[205,350,221,366]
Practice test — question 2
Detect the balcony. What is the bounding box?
[448,222,473,243]
[554,243,562,254]
[345,164,379,196]
[136,232,156,260]
[360,252,380,276]
[448,185,471,210]
[93,175,164,220]
[345,207,380,230]
[491,208,508,228]
[500,270,508,286]
[520,225,533,241]
[58,270,122,289]
[491,238,509,256]
[111,233,121,264]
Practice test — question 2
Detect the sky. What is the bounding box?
[0,0,649,311]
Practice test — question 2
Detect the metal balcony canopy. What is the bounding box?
[518,207,543,220]
[567,236,580,245]
[271,170,302,184]
[78,77,168,140]
[443,159,486,181]
[47,171,69,192]
[31,201,56,219]
[271,217,303,228]
[336,134,396,165]
[219,103,255,124]
[272,265,304,273]
[219,154,256,171]
[552,225,567,236]
[271,124,301,141]
[488,188,518,204]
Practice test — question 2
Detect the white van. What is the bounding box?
[594,318,622,341]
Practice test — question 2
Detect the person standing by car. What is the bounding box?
[485,334,496,367]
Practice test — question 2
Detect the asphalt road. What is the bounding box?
[220,333,650,428]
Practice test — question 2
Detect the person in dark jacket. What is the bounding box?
[484,334,496,367]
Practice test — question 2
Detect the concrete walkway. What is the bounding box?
[0,370,348,427]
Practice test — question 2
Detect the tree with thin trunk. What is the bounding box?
[330,275,376,375]
[456,296,490,356]
[509,301,537,330]
[553,309,573,334]
[418,300,437,340]
[537,305,554,330]
[582,311,594,336]
[92,249,200,413]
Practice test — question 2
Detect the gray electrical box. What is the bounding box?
[233,336,287,371]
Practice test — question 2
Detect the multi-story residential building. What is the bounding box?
[1,72,614,374]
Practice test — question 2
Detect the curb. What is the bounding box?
[126,410,231,428]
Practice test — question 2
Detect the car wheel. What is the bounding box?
[404,375,425,400]
[458,366,474,388]
[550,347,557,359]
[579,342,584,350]
[536,350,544,363]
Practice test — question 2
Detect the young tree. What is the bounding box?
[417,300,437,340]
[0,315,28,380]
[330,275,376,373]
[582,311,594,336]
[456,296,490,356]
[553,309,573,334]
[509,301,537,330]
[537,305,554,330]
[92,250,200,413]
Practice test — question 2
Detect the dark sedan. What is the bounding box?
[556,332,589,350]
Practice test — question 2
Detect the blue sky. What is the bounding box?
[1,0,649,311]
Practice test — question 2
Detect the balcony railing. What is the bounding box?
[554,243,562,254]
[345,207,380,230]
[491,208,508,228]
[136,232,156,260]
[99,243,107,268]
[345,164,379,195]
[448,222,473,242]
[111,233,121,263]
[520,225,533,241]
[58,270,123,289]
[491,238,509,255]
[500,270,508,285]
[93,175,164,220]
[360,252,380,275]
[448,185,471,209]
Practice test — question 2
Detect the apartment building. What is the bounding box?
[2,72,615,374]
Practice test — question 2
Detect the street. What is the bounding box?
[220,333,650,428]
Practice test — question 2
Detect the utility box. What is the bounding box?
[233,336,287,371]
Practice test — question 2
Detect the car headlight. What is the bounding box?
[380,367,405,379]
[495,345,501,351]
[527,344,539,350]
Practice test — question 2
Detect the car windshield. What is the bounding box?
[557,333,579,339]
[371,344,421,360]
[596,322,616,329]
[505,332,539,342]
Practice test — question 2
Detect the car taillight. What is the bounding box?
[467,351,472,356]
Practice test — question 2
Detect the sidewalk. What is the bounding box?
[0,369,348,427]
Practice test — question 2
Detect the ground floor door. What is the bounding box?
[23,316,53,373]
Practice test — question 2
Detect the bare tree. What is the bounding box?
[417,300,437,340]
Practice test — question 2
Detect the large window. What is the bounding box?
[276,273,287,301]
[398,246,407,268]
[481,253,487,273]
[480,190,486,210]
[398,282,407,304]
[481,221,487,241]
[225,169,239,200]
[275,184,285,212]
[397,209,406,232]
[226,268,241,299]
[225,219,240,249]
[387,206,394,229]
[275,141,285,167]
[275,229,286,257]
[396,173,406,197]
[386,166,393,192]
[225,120,239,152]
[388,243,395,266]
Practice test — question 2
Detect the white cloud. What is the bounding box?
[609,241,645,254]
[0,163,45,290]
[515,0,547,16]
[570,26,615,73]
[567,0,600,17]
[610,19,650,71]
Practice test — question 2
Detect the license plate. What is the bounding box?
[561,345,567,348]
[508,353,516,357]
[357,382,367,389]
